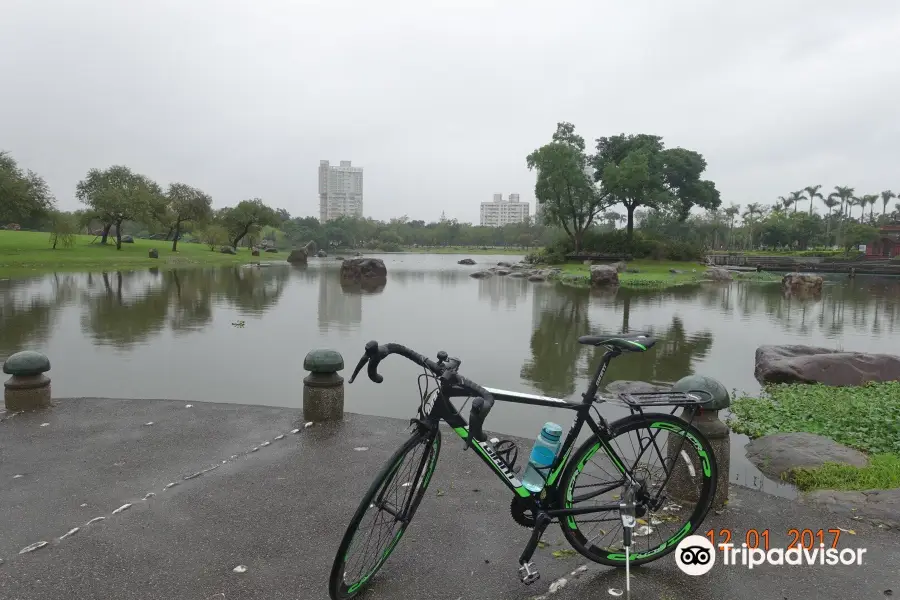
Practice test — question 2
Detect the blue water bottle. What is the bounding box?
[521,422,563,493]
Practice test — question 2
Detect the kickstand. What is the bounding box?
[619,485,637,596]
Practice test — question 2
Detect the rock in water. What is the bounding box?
[469,270,493,279]
[754,344,900,386]
[148,248,159,259]
[746,433,868,482]
[497,261,513,268]
[590,264,619,287]
[340,257,387,283]
[287,249,308,264]
[704,267,733,281]
[782,273,823,294]
[458,258,476,265]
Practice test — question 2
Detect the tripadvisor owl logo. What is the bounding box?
[675,535,716,576]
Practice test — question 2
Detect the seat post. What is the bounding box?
[583,349,619,403]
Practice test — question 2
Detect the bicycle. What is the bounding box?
[328,334,718,599]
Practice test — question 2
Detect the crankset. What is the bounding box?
[510,496,536,528]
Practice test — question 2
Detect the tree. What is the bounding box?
[200,224,228,250]
[777,195,793,212]
[165,183,212,251]
[880,190,896,218]
[76,165,164,249]
[842,223,878,256]
[723,204,740,248]
[592,133,720,239]
[803,185,823,215]
[823,194,840,242]
[526,122,607,253]
[831,185,855,246]
[221,198,278,249]
[0,151,55,224]
[861,194,879,221]
[48,211,77,249]
[788,190,805,214]
[742,203,763,249]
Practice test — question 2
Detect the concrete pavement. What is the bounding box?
[1,398,897,599]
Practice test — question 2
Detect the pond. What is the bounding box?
[3,254,899,496]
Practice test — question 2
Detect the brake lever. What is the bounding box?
[348,354,368,384]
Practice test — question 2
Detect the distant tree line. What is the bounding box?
[2,149,897,258]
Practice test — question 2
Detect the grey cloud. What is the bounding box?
[1,0,898,222]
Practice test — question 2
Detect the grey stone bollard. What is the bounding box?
[303,349,345,422]
[665,375,731,510]
[3,351,52,411]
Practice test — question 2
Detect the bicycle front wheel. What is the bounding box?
[558,412,717,567]
[328,428,441,600]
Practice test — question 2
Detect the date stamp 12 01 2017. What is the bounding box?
[705,528,851,552]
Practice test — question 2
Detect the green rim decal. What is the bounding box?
[565,442,602,529]
[345,435,440,591]
[606,521,692,561]
[452,426,469,439]
[650,421,711,477]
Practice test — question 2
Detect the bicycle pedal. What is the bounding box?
[518,562,540,585]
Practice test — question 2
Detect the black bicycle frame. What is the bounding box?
[423,348,634,519]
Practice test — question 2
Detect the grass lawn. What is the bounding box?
[728,382,900,491]
[0,230,263,278]
[557,260,780,288]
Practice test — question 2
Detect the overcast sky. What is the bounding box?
[2,0,899,223]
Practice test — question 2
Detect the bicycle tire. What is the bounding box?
[328,428,441,600]
[557,412,717,567]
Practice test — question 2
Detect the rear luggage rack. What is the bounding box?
[618,390,710,408]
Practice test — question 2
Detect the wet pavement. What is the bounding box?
[1,398,897,599]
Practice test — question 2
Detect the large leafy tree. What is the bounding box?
[0,151,55,224]
[165,183,213,251]
[221,198,278,249]
[526,122,607,253]
[591,134,720,238]
[76,165,164,249]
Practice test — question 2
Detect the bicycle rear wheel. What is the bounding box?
[328,428,441,600]
[558,412,716,567]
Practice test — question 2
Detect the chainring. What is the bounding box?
[510,497,536,528]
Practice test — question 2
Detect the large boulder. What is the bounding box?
[340,257,387,283]
[121,235,135,243]
[251,248,260,257]
[469,270,493,279]
[746,433,868,483]
[317,250,327,258]
[458,258,476,265]
[220,246,236,255]
[287,249,308,264]
[508,271,526,278]
[590,264,619,287]
[148,248,159,259]
[704,267,733,282]
[497,261,513,268]
[754,344,900,386]
[782,273,823,294]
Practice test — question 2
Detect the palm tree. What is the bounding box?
[723,203,740,249]
[881,190,897,218]
[742,202,762,249]
[804,185,823,215]
[777,195,793,212]
[823,194,840,243]
[831,185,855,246]
[788,190,805,214]
[863,194,879,221]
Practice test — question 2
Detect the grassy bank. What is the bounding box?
[400,246,526,255]
[0,230,261,278]
[555,260,781,289]
[729,382,900,491]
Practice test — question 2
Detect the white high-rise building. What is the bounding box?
[319,160,363,222]
[480,193,530,227]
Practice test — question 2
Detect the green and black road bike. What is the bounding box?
[328,334,718,599]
